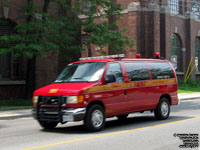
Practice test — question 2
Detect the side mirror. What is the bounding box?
[105,74,116,83]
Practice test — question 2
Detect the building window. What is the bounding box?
[168,0,179,15]
[195,37,200,72]
[170,34,182,72]
[75,0,92,13]
[0,52,21,80]
[0,19,21,80]
[192,1,200,20]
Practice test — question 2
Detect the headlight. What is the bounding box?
[33,96,39,104]
[67,96,84,104]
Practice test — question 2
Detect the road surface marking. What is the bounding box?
[20,116,200,150]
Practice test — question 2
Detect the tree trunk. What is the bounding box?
[24,0,50,99]
[25,56,36,99]
[43,0,50,13]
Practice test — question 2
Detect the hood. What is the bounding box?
[34,82,99,96]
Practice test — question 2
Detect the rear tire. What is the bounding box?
[154,97,170,120]
[38,121,58,129]
[84,105,105,132]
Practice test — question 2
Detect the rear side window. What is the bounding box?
[147,62,174,79]
[124,62,149,81]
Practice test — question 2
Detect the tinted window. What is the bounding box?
[148,62,174,79]
[124,62,149,81]
[106,63,124,83]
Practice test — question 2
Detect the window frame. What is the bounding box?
[192,1,200,20]
[147,62,174,80]
[105,62,124,83]
[0,51,22,81]
[195,37,200,72]
[168,0,180,15]
[0,18,22,81]
[170,34,183,72]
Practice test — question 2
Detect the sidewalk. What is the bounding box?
[0,93,200,120]
[0,108,32,120]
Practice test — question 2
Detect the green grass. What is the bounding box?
[0,99,33,106]
[178,78,200,93]
[178,86,200,93]
[0,106,33,111]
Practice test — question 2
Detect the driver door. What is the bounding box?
[103,62,128,115]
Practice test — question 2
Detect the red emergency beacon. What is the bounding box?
[154,52,160,59]
[136,54,141,58]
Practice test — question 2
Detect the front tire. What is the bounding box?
[84,105,105,132]
[38,121,58,129]
[154,97,170,120]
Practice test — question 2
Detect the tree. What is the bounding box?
[0,0,133,99]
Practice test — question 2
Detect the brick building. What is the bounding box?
[0,0,200,99]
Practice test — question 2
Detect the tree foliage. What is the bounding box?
[0,0,82,61]
[0,0,133,58]
[78,0,133,54]
[0,0,134,98]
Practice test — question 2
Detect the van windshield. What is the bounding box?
[55,62,106,83]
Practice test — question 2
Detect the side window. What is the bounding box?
[124,62,149,81]
[148,62,174,79]
[105,63,124,83]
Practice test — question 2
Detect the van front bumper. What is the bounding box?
[33,107,86,123]
[62,108,86,122]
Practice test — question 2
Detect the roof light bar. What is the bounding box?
[79,54,125,61]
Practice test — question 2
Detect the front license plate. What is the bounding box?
[63,115,74,122]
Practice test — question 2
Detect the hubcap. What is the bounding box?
[161,102,169,117]
[91,110,103,128]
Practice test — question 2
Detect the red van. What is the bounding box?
[32,54,178,131]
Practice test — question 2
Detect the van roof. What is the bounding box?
[122,58,167,62]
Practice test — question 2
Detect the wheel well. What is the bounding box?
[86,100,105,110]
[160,94,171,104]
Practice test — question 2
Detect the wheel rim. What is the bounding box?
[161,102,169,117]
[91,110,103,128]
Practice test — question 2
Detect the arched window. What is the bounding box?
[170,34,182,72]
[195,37,200,72]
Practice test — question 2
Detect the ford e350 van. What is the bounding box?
[32,54,178,131]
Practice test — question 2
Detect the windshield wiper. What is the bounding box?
[71,78,89,82]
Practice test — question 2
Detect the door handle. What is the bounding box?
[124,90,127,95]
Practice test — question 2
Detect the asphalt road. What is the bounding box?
[0,99,200,150]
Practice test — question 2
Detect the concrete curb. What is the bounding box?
[0,109,33,120]
[0,114,32,120]
[180,97,200,101]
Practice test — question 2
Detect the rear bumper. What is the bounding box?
[33,107,86,123]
